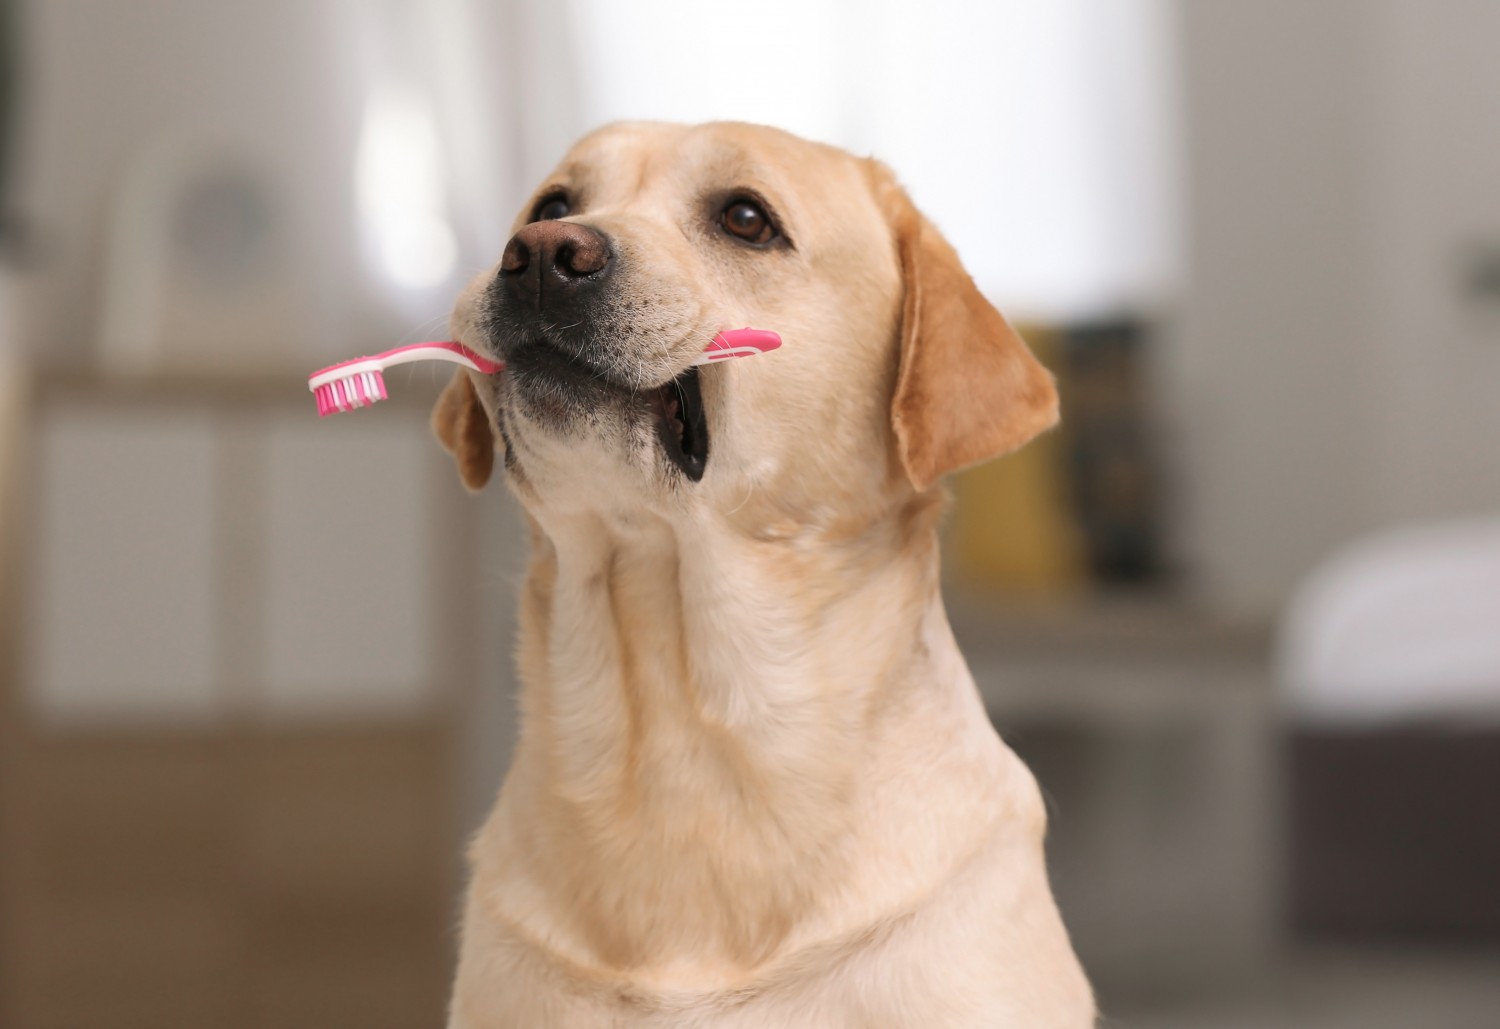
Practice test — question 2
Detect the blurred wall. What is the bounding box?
[562,0,1181,324]
[12,1,364,365]
[1169,0,1500,620]
[1362,2,1500,526]
[7,0,532,372]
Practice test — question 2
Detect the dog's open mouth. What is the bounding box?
[648,367,708,481]
[503,335,711,481]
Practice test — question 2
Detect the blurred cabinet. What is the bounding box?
[956,605,1276,1003]
[29,407,221,721]
[1,376,480,1028]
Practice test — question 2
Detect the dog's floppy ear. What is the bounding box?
[873,166,1059,492]
[431,369,494,491]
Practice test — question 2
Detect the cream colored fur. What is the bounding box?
[438,122,1094,1027]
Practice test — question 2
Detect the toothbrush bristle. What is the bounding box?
[315,370,388,417]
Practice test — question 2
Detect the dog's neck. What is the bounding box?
[482,491,1016,987]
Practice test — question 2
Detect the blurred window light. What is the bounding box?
[355,82,458,291]
[565,0,1180,322]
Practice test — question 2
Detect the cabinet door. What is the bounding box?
[2,385,469,1029]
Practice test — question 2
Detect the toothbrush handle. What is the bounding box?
[698,328,782,362]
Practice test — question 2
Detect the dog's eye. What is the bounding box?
[722,199,775,245]
[532,195,570,222]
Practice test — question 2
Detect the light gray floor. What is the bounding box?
[1113,947,1500,1029]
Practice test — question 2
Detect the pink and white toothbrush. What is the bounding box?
[308,328,781,417]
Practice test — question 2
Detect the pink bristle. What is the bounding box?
[308,360,413,416]
[313,371,390,416]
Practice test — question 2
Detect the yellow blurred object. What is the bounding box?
[946,326,1086,598]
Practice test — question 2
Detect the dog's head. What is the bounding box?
[435,122,1056,525]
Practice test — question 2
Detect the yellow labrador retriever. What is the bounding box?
[434,122,1093,1027]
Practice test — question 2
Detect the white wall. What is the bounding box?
[1364,1,1500,524]
[1168,0,1500,620]
[13,1,364,367]
[9,0,525,372]
[562,0,1181,323]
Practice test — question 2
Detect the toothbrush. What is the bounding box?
[309,341,501,417]
[308,328,781,417]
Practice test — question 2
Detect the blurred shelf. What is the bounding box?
[947,587,1271,662]
[948,590,1271,722]
[969,652,1267,725]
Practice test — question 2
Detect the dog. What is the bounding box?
[433,121,1093,1027]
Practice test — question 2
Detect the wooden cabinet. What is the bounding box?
[1,377,479,1028]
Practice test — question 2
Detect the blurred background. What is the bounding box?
[1,1,1498,1026]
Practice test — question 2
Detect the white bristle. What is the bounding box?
[312,368,389,416]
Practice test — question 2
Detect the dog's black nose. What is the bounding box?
[499,221,611,312]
